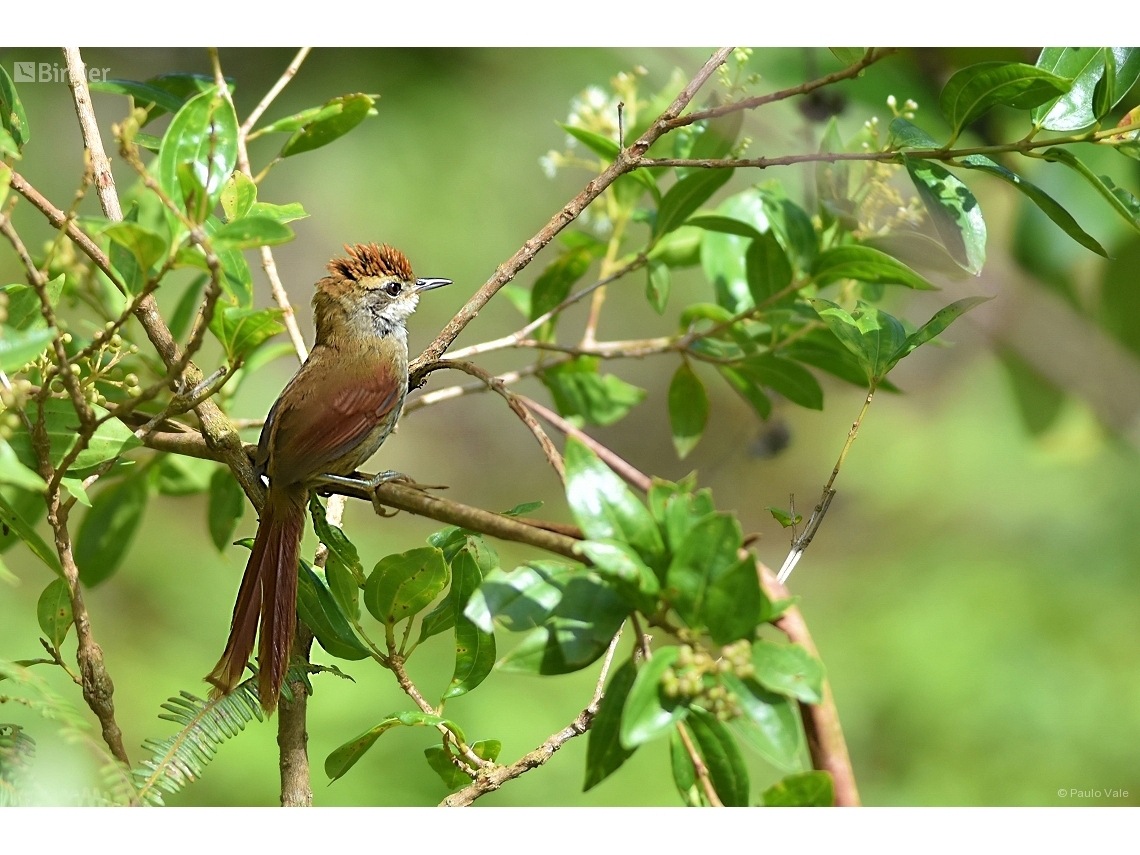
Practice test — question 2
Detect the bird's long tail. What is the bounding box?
[206,484,307,714]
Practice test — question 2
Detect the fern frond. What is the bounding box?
[131,664,316,806]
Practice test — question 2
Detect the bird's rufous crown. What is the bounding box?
[327,243,414,283]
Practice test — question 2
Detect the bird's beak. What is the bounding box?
[415,277,452,292]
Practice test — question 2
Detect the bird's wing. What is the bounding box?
[263,343,405,485]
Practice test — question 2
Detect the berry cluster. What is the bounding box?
[660,639,755,721]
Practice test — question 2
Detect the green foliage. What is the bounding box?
[667,362,708,458]
[207,468,245,551]
[762,771,835,806]
[540,357,646,427]
[326,711,463,782]
[939,62,1071,140]
[76,467,152,586]
[904,157,986,274]
[36,578,73,648]
[209,305,285,363]
[584,658,637,790]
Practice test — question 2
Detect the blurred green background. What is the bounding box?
[1,47,1138,807]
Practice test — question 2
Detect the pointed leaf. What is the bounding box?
[738,354,823,411]
[37,578,73,649]
[209,305,285,363]
[157,86,239,229]
[620,646,688,748]
[296,557,371,661]
[753,639,825,704]
[745,230,793,304]
[584,657,637,791]
[210,216,295,251]
[207,469,245,552]
[887,118,942,150]
[811,245,936,290]
[76,469,151,587]
[939,62,1072,139]
[903,156,986,274]
[443,546,496,699]
[325,710,457,781]
[0,492,59,576]
[894,296,993,365]
[1041,147,1140,235]
[0,327,56,373]
[280,94,375,158]
[1033,47,1140,131]
[723,673,804,771]
[686,707,750,806]
[364,547,449,626]
[654,169,734,238]
[646,260,670,313]
[668,362,709,459]
[763,771,835,806]
[0,65,30,148]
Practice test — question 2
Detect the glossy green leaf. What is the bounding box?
[660,488,716,558]
[904,157,986,274]
[0,327,56,373]
[745,230,794,305]
[309,496,364,584]
[0,491,58,575]
[757,182,819,273]
[325,710,460,781]
[584,658,637,791]
[167,275,207,341]
[646,225,702,269]
[620,646,688,748]
[687,707,750,807]
[75,468,150,587]
[247,201,309,224]
[155,454,213,496]
[364,547,448,626]
[957,154,1106,257]
[2,276,62,331]
[664,513,743,629]
[149,72,233,104]
[210,216,295,252]
[1034,48,1140,131]
[157,87,238,229]
[670,728,703,806]
[783,328,900,392]
[0,65,29,149]
[829,48,867,65]
[296,557,371,661]
[887,117,942,150]
[0,440,45,492]
[443,546,496,699]
[559,122,619,158]
[646,260,670,313]
[424,740,500,791]
[767,507,802,529]
[894,296,993,365]
[564,438,664,568]
[90,78,185,118]
[687,214,762,238]
[207,468,245,552]
[811,245,936,291]
[8,399,142,474]
[753,639,825,703]
[762,771,835,806]
[574,539,660,613]
[103,221,168,274]
[540,356,646,427]
[36,578,73,649]
[463,561,573,635]
[724,673,803,771]
[1042,148,1139,230]
[1093,49,1117,121]
[687,110,743,162]
[220,171,257,221]
[529,247,592,332]
[280,93,375,158]
[654,168,734,238]
[939,62,1071,139]
[702,555,764,645]
[668,362,709,459]
[808,298,907,383]
[718,366,772,420]
[738,354,823,411]
[497,572,627,675]
[701,188,771,311]
[209,305,285,363]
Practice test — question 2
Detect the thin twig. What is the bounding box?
[241,47,312,136]
[675,719,724,807]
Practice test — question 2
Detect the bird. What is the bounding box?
[206,243,450,713]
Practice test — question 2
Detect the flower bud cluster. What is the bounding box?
[660,639,756,721]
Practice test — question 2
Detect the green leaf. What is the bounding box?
[0,326,56,373]
[753,639,825,703]
[280,93,375,158]
[811,245,936,291]
[664,513,743,629]
[762,771,835,806]
[756,183,819,274]
[210,216,295,252]
[325,710,460,781]
[829,48,867,65]
[904,157,986,274]
[1034,48,1140,132]
[808,298,907,383]
[700,188,772,311]
[424,740,500,791]
[103,221,168,274]
[157,87,239,229]
[646,260,670,313]
[36,578,73,649]
[309,496,364,584]
[718,366,772,420]
[702,555,764,645]
[8,399,142,474]
[686,707,750,806]
[220,171,257,221]
[529,247,592,330]
[155,453,214,496]
[939,62,1072,139]
[738,354,823,411]
[667,362,709,459]
[654,169,734,238]
[782,328,900,392]
[75,468,150,586]
[0,439,45,492]
[364,547,448,626]
[670,728,702,806]
[893,296,993,365]
[296,557,371,661]
[745,230,793,305]
[0,491,59,575]
[686,214,762,238]
[559,122,619,159]
[766,507,802,529]
[443,546,496,699]
[209,305,285,363]
[168,275,207,341]
[620,646,688,748]
[540,356,646,427]
[0,65,30,149]
[724,673,803,771]
[564,437,664,567]
[0,128,18,161]
[887,117,942,150]
[574,539,660,613]
[207,468,245,551]
[1093,49,1117,121]
[646,225,703,269]
[3,276,63,331]
[89,78,185,118]
[686,110,744,163]
[584,657,638,791]
[247,201,309,224]
[463,561,573,634]
[957,154,1106,257]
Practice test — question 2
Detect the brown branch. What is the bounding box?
[675,719,724,807]
[759,563,860,807]
[665,48,897,129]
[409,47,732,381]
[241,47,312,137]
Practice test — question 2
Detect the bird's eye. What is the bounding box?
[385,281,401,297]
